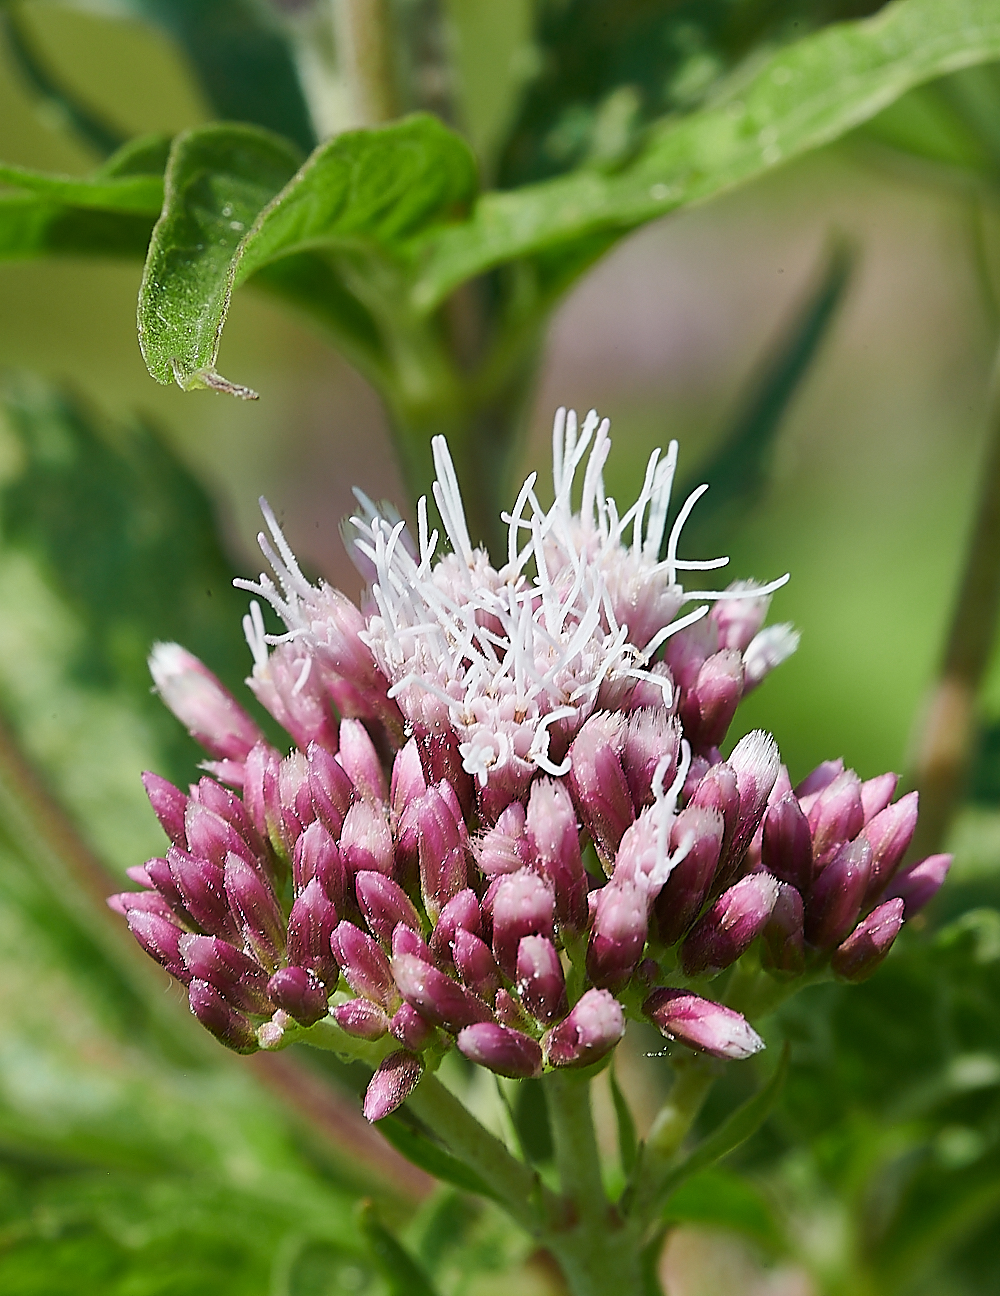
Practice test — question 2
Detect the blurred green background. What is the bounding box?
[2,3,1000,1294]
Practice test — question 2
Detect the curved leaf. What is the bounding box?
[412,0,1000,308]
[136,115,476,396]
[378,1115,499,1200]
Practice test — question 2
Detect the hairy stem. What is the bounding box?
[332,0,400,125]
[909,345,1000,857]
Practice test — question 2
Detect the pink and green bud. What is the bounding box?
[543,988,625,1068]
[681,871,781,976]
[861,772,899,822]
[125,908,186,980]
[861,791,919,898]
[453,929,502,1001]
[587,878,648,990]
[142,772,188,846]
[149,642,263,761]
[108,887,174,921]
[457,1022,543,1078]
[430,889,482,963]
[804,837,872,949]
[680,649,744,750]
[292,821,346,908]
[886,853,951,915]
[761,793,813,894]
[654,805,725,946]
[808,770,865,865]
[355,870,421,944]
[339,800,394,878]
[391,952,492,1032]
[188,978,258,1052]
[331,920,398,1009]
[332,997,389,1039]
[415,787,468,920]
[644,987,764,1060]
[267,965,329,1025]
[690,761,740,867]
[831,898,905,981]
[166,848,238,942]
[567,713,634,865]
[491,868,556,976]
[621,710,680,811]
[525,779,587,930]
[179,934,271,1013]
[392,922,434,963]
[243,741,298,860]
[286,878,339,985]
[389,1002,437,1051]
[338,718,388,804]
[477,802,527,876]
[516,935,567,1023]
[184,802,257,875]
[144,854,194,926]
[363,1050,423,1122]
[306,740,353,838]
[760,882,805,976]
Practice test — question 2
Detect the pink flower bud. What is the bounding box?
[142,772,188,846]
[224,853,286,970]
[587,878,648,990]
[516,935,567,1022]
[761,882,805,976]
[306,740,353,838]
[654,805,725,946]
[495,987,533,1031]
[430,889,481,963]
[681,872,781,976]
[191,777,265,848]
[286,878,339,986]
[457,1023,543,1078]
[804,837,872,949]
[292,821,346,908]
[144,854,194,925]
[885,853,951,916]
[491,868,556,977]
[278,750,314,835]
[727,731,781,867]
[355,870,422,944]
[331,921,398,1009]
[184,802,257,874]
[711,583,771,653]
[179,934,271,1013]
[621,710,681,811]
[690,761,740,866]
[389,1002,436,1051]
[332,997,389,1039]
[680,650,744,750]
[247,639,339,753]
[415,787,468,920]
[414,724,475,820]
[664,619,716,693]
[567,713,634,865]
[188,978,258,1052]
[543,988,625,1068]
[453,929,501,1001]
[108,888,174,921]
[125,908,186,979]
[742,624,799,691]
[794,758,844,800]
[808,770,865,865]
[861,791,918,898]
[338,718,388,804]
[267,965,329,1025]
[831,898,904,981]
[644,988,764,1060]
[167,848,238,942]
[363,1050,423,1121]
[391,952,492,1032]
[340,800,394,877]
[476,802,527,877]
[525,779,587,930]
[243,741,298,860]
[149,642,263,761]
[392,923,434,963]
[861,772,899,822]
[390,738,426,824]
[761,793,813,894]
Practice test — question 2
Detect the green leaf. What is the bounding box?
[378,1116,499,1201]
[657,1045,791,1205]
[660,1166,784,1251]
[358,1202,441,1296]
[0,162,163,212]
[413,0,1000,309]
[137,123,304,397]
[136,115,476,397]
[610,1065,638,1176]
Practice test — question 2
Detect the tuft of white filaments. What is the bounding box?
[237,408,791,792]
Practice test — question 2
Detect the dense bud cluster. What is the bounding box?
[110,410,950,1120]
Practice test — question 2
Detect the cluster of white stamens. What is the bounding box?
[238,408,789,790]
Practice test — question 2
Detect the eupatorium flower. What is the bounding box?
[110,408,949,1120]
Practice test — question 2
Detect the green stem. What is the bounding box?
[645,1055,716,1164]
[332,0,401,125]
[908,340,1000,857]
[543,1072,645,1296]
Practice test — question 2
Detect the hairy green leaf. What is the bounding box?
[412,0,1000,308]
[610,1066,638,1176]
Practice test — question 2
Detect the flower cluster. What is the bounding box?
[110,409,950,1121]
